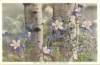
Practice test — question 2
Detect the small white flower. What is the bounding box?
[10,39,20,49]
[43,46,51,54]
[27,32,31,38]
[82,20,92,30]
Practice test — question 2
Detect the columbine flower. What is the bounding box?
[82,20,92,30]
[43,46,51,54]
[27,32,31,38]
[10,39,20,50]
[55,19,63,29]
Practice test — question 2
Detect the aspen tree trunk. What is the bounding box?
[24,3,43,61]
[53,3,75,61]
[71,18,79,60]
[72,4,79,60]
[24,4,30,25]
[53,3,74,18]
[36,4,44,61]
[74,19,79,60]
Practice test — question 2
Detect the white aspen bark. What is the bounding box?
[24,4,43,61]
[53,4,75,61]
[72,4,80,60]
